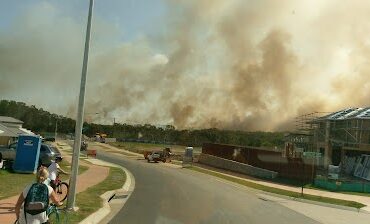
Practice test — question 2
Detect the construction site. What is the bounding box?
[285,108,370,192]
[200,108,370,193]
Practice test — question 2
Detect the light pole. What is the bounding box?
[113,117,115,137]
[54,119,58,141]
[67,0,94,210]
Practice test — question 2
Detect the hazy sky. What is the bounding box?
[1,0,370,131]
[0,0,167,40]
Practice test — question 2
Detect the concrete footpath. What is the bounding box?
[0,142,110,224]
[193,162,370,212]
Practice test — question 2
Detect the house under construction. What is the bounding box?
[286,107,370,184]
[311,108,370,165]
[287,109,370,159]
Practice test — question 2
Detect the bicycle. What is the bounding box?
[54,174,69,202]
[47,203,69,224]
[13,204,69,224]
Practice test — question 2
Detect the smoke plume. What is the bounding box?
[1,0,370,131]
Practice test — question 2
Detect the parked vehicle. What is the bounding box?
[147,151,166,163]
[0,142,17,161]
[0,142,61,166]
[39,144,61,166]
[144,147,172,162]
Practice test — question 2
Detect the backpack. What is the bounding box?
[24,183,49,215]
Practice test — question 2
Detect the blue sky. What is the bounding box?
[0,0,168,41]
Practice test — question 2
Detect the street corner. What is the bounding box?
[79,161,135,224]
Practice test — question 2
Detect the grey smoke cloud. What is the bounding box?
[1,0,370,131]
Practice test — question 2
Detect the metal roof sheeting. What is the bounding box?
[0,123,18,137]
[327,108,358,120]
[355,108,370,119]
[6,126,31,136]
[317,107,370,120]
[0,116,23,124]
[19,128,35,135]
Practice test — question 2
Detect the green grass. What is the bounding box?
[64,167,126,223]
[187,166,366,209]
[171,160,183,166]
[59,160,88,177]
[104,150,140,157]
[303,183,370,197]
[109,142,162,153]
[109,141,201,154]
[0,169,36,200]
[0,160,88,200]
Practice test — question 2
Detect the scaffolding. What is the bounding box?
[294,112,330,134]
[285,112,331,154]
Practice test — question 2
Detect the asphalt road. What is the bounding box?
[94,149,321,224]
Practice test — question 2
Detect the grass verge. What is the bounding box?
[171,160,182,166]
[187,166,366,209]
[59,160,88,176]
[0,161,88,200]
[104,150,139,157]
[108,142,201,154]
[304,183,370,197]
[64,167,126,223]
[0,169,35,200]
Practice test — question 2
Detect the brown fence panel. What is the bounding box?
[202,143,316,181]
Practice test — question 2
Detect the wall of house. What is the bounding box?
[0,136,11,146]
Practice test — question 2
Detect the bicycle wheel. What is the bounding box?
[48,209,60,224]
[56,182,69,202]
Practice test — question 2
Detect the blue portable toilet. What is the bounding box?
[13,135,41,173]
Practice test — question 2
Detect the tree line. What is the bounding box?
[0,100,285,148]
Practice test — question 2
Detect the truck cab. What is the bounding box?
[0,142,17,161]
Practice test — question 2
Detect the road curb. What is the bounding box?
[79,159,135,224]
[188,164,370,214]
[259,191,370,214]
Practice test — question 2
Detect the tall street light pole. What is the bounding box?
[113,117,116,137]
[67,0,94,210]
[54,119,58,141]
